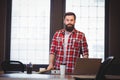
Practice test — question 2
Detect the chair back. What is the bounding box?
[1,60,25,73]
[106,57,120,75]
[95,56,120,80]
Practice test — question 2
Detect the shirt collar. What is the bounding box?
[60,28,77,34]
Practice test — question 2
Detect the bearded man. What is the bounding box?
[47,12,89,73]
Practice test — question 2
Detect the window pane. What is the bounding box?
[11,0,50,64]
[66,0,105,61]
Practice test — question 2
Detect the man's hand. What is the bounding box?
[83,52,89,58]
[47,64,54,70]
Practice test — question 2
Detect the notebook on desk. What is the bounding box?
[74,58,102,75]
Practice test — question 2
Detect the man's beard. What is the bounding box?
[65,24,74,32]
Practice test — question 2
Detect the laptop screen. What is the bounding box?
[74,58,102,75]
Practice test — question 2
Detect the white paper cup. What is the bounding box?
[60,64,66,75]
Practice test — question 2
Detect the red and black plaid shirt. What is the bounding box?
[50,29,88,73]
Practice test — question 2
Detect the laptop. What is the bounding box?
[74,58,102,75]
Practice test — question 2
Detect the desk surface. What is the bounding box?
[0,72,74,80]
[0,72,120,80]
[72,75,96,79]
[73,75,120,80]
[105,75,120,80]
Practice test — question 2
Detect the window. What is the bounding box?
[10,0,105,64]
[66,0,105,61]
[10,0,50,64]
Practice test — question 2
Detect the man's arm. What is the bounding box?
[81,33,89,58]
[47,54,55,70]
[47,31,58,70]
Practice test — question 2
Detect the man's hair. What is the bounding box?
[63,12,76,20]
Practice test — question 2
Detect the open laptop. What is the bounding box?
[73,58,102,75]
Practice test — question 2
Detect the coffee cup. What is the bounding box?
[60,64,66,75]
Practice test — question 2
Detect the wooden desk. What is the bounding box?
[0,73,74,80]
[105,75,120,80]
[72,75,120,80]
[72,75,96,80]
[0,72,120,80]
